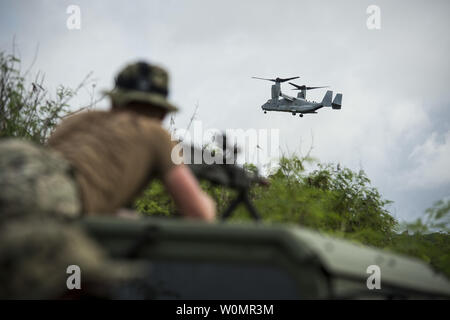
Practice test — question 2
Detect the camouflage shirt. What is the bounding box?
[48,110,178,215]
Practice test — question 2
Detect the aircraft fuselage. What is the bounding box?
[261,98,323,114]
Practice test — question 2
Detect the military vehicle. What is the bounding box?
[80,216,450,299]
[253,76,342,117]
[77,135,450,300]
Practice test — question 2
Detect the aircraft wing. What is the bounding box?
[280,92,295,102]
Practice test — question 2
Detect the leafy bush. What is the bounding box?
[0,51,95,144]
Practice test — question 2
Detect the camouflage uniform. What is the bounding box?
[0,219,142,299]
[0,138,81,222]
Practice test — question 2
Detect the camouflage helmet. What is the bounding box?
[103,61,178,112]
[0,219,143,299]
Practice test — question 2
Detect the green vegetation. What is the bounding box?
[0,50,95,144]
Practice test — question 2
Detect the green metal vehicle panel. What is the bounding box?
[80,217,450,299]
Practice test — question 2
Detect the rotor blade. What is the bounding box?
[278,76,300,83]
[306,86,329,90]
[253,76,300,83]
[289,82,329,90]
[289,82,305,90]
[252,76,276,82]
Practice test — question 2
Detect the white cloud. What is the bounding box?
[404,131,450,189]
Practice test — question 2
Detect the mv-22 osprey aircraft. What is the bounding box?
[253,76,342,117]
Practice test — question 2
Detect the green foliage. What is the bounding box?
[229,158,397,246]
[393,199,450,276]
[388,232,450,278]
[307,163,396,235]
[135,180,175,217]
[0,51,95,144]
[403,199,450,234]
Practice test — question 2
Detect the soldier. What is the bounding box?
[48,61,215,220]
[0,61,215,221]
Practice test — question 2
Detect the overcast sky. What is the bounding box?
[1,0,449,222]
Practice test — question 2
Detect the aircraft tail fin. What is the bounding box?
[322,90,333,107]
[332,93,342,109]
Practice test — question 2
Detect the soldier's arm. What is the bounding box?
[163,165,216,222]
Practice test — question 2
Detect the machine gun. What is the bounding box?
[185,134,268,221]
